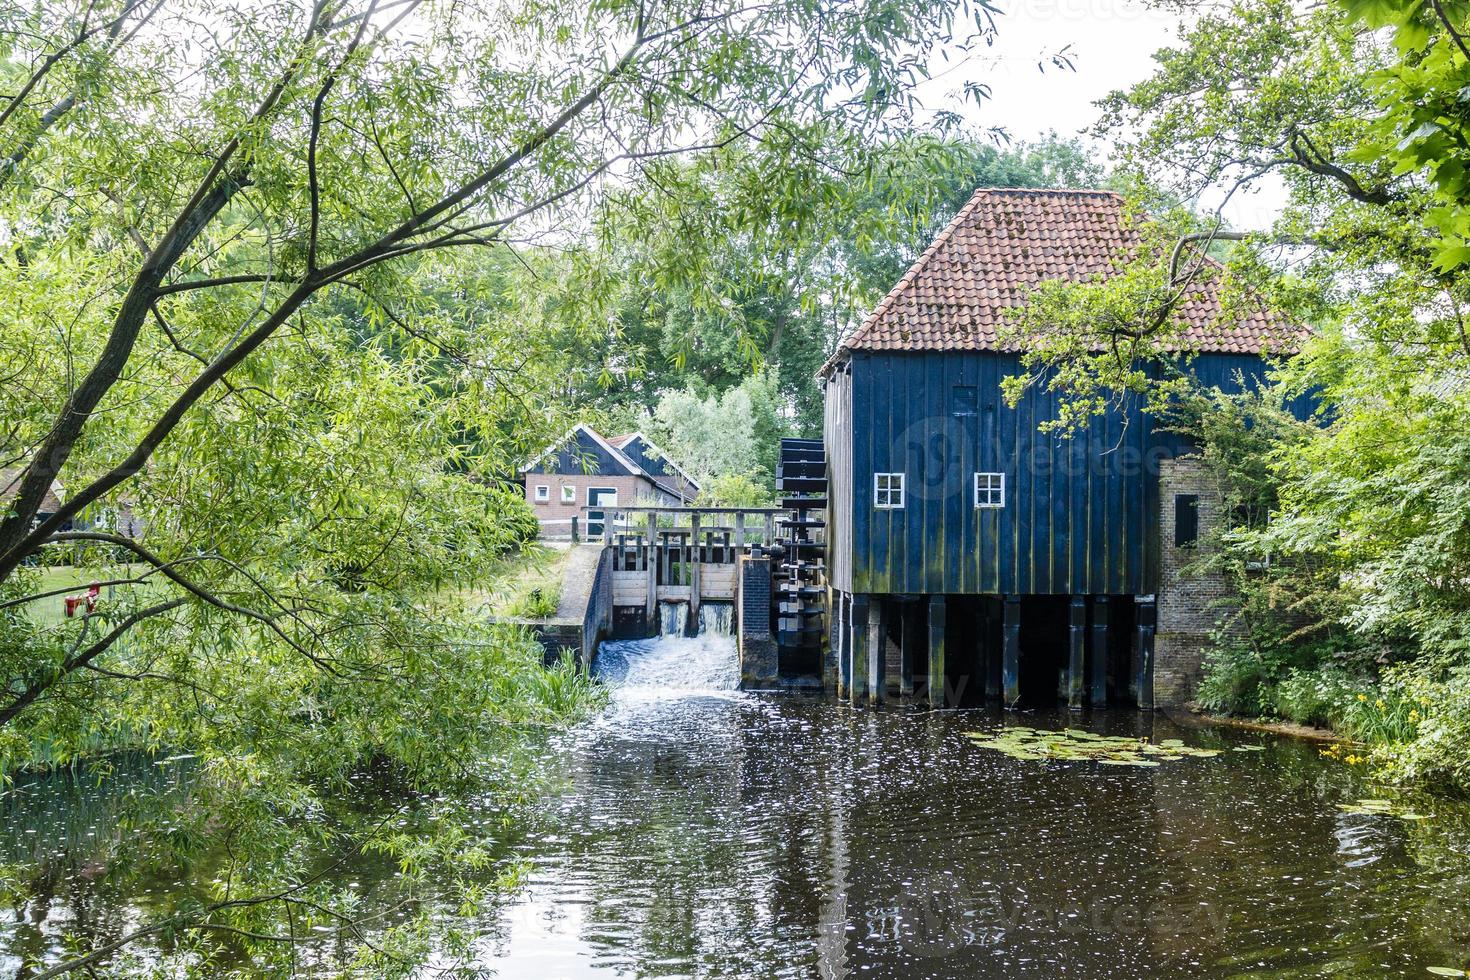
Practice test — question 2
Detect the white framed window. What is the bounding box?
[534,484,550,503]
[560,484,576,504]
[874,472,905,509]
[974,472,1005,509]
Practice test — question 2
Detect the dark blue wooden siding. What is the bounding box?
[826,351,1297,597]
[526,428,638,477]
[618,436,671,478]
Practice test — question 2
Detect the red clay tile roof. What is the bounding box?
[0,467,64,513]
[823,188,1300,375]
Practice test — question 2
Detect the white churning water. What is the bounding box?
[595,606,741,694]
[655,599,733,638]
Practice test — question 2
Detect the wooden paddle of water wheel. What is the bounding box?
[774,438,827,674]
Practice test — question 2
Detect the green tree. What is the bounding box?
[557,132,1107,434]
[0,0,1004,968]
[1005,0,1470,792]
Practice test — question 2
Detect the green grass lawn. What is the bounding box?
[442,543,571,620]
[19,546,572,631]
[16,564,151,628]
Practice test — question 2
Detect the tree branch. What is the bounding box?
[43,531,336,673]
[0,596,186,729]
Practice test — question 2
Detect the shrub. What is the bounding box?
[503,586,559,619]
[1196,642,1280,717]
[1344,666,1470,797]
[697,473,773,508]
[1274,667,1360,728]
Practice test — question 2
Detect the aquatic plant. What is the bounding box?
[965,726,1230,767]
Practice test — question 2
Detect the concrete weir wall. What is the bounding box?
[519,544,613,666]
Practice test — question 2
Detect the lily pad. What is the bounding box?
[1336,799,1433,822]
[965,725,1227,768]
[1425,967,1466,977]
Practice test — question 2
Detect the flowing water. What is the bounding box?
[4,633,1470,978]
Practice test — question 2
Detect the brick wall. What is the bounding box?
[1155,456,1238,706]
[737,556,778,684]
[524,474,656,537]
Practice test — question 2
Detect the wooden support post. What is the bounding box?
[927,595,947,708]
[1134,596,1156,711]
[984,600,1002,701]
[1002,596,1021,709]
[734,512,745,552]
[645,512,658,630]
[867,599,886,705]
[571,516,580,542]
[899,602,922,697]
[765,513,775,550]
[1090,595,1110,708]
[836,593,852,698]
[603,511,614,546]
[1067,596,1086,710]
[688,513,701,636]
[850,595,870,706]
[829,591,846,695]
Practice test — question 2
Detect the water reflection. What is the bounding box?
[478,636,1470,978]
[3,636,1470,978]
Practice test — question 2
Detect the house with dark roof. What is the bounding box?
[1,467,69,530]
[520,425,699,537]
[820,188,1311,710]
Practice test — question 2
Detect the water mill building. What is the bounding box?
[818,188,1311,709]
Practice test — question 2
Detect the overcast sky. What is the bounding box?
[965,1,1180,140]
[928,1,1285,229]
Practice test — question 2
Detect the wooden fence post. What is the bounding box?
[688,512,701,635]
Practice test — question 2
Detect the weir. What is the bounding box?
[575,500,820,688]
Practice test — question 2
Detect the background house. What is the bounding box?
[521,425,699,538]
[1,467,69,531]
[821,188,1312,708]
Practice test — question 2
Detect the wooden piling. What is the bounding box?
[899,602,922,696]
[866,599,886,705]
[1134,596,1156,711]
[983,599,1001,701]
[645,511,657,630]
[850,595,871,706]
[688,513,701,635]
[927,595,947,708]
[1067,596,1086,710]
[1090,595,1110,708]
[836,592,851,698]
[1002,596,1021,708]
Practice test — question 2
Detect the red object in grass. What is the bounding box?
[63,583,101,619]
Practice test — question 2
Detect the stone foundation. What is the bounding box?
[737,556,779,685]
[1154,456,1237,706]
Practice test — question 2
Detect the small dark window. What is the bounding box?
[1174,494,1200,548]
[953,385,978,416]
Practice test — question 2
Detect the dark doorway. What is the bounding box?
[586,486,618,538]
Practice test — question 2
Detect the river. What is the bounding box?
[4,632,1470,978]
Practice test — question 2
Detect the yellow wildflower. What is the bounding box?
[1375,699,1386,709]
[1409,710,1420,723]
[1357,693,1368,702]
